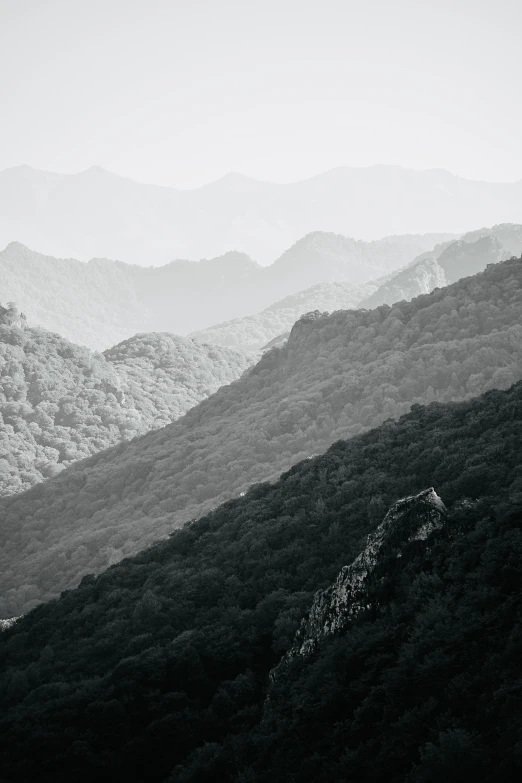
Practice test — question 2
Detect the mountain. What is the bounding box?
[437,233,510,282]
[0,381,521,781]
[263,230,454,286]
[0,232,450,349]
[1,256,522,616]
[0,311,252,497]
[360,224,522,309]
[256,478,522,782]
[0,163,520,263]
[190,280,377,352]
[277,487,448,663]
[0,242,261,349]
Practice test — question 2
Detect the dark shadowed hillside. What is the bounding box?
[0,315,252,497]
[0,381,521,781]
[0,257,521,615]
[0,231,451,349]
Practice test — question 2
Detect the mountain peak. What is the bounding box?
[77,165,116,178]
[2,241,36,256]
[200,171,264,190]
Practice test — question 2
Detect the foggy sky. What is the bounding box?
[1,0,521,188]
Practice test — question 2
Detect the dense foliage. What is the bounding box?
[1,257,522,615]
[191,281,375,351]
[0,318,252,498]
[0,232,448,349]
[240,490,522,782]
[0,381,521,781]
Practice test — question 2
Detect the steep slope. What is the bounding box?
[1,162,519,263]
[279,487,447,661]
[360,256,448,309]
[267,231,453,287]
[0,232,446,349]
[0,382,521,781]
[254,482,522,782]
[360,224,521,309]
[0,316,252,497]
[0,242,261,349]
[1,257,522,615]
[190,280,376,351]
[437,233,509,282]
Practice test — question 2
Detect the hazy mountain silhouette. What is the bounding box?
[2,162,520,263]
[0,231,449,349]
[1,256,521,615]
[359,224,522,309]
[193,225,522,352]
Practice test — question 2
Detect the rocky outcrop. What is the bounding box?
[0,617,19,631]
[283,488,447,662]
[0,302,27,329]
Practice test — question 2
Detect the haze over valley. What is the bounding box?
[1,2,522,780]
[0,229,452,348]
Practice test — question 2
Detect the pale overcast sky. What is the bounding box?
[1,0,521,188]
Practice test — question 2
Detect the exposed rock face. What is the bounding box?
[0,617,19,631]
[283,488,447,661]
[0,302,27,329]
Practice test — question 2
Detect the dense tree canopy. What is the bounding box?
[1,256,521,615]
[0,318,252,498]
[0,381,521,781]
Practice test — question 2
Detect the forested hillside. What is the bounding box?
[193,225,522,354]
[1,257,521,615]
[0,381,521,781]
[191,280,376,351]
[0,232,449,349]
[0,313,252,497]
[360,224,522,309]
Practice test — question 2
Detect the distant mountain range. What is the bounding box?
[1,255,521,616]
[2,163,521,264]
[0,231,449,349]
[193,224,522,351]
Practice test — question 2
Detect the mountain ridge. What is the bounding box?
[359,224,522,309]
[2,161,520,264]
[1,255,522,615]
[0,380,521,780]
[0,231,449,349]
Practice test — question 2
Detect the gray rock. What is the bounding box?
[283,488,447,662]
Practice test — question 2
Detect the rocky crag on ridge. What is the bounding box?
[279,488,447,667]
